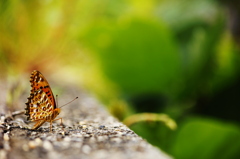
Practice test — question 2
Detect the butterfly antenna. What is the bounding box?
[59,97,78,108]
[56,95,58,107]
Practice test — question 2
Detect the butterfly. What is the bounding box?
[25,70,62,132]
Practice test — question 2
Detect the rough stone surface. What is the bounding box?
[0,84,172,159]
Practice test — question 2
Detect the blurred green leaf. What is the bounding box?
[170,117,240,159]
[83,18,182,97]
[123,113,177,130]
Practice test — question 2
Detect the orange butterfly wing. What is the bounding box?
[25,70,58,127]
[29,70,56,108]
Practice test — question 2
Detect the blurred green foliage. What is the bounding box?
[1,0,240,158]
[83,19,182,97]
[170,117,240,159]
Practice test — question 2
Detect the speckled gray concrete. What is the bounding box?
[0,89,172,159]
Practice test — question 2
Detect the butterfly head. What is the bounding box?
[53,108,61,117]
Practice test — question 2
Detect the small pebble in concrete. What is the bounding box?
[82,145,91,154]
[99,125,105,129]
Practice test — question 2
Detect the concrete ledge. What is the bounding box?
[0,87,172,159]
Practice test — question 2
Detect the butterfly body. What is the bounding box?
[25,70,62,131]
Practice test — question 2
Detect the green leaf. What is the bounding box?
[84,18,182,96]
[170,117,240,159]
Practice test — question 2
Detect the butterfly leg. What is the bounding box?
[53,118,63,125]
[52,118,64,130]
[50,121,52,132]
